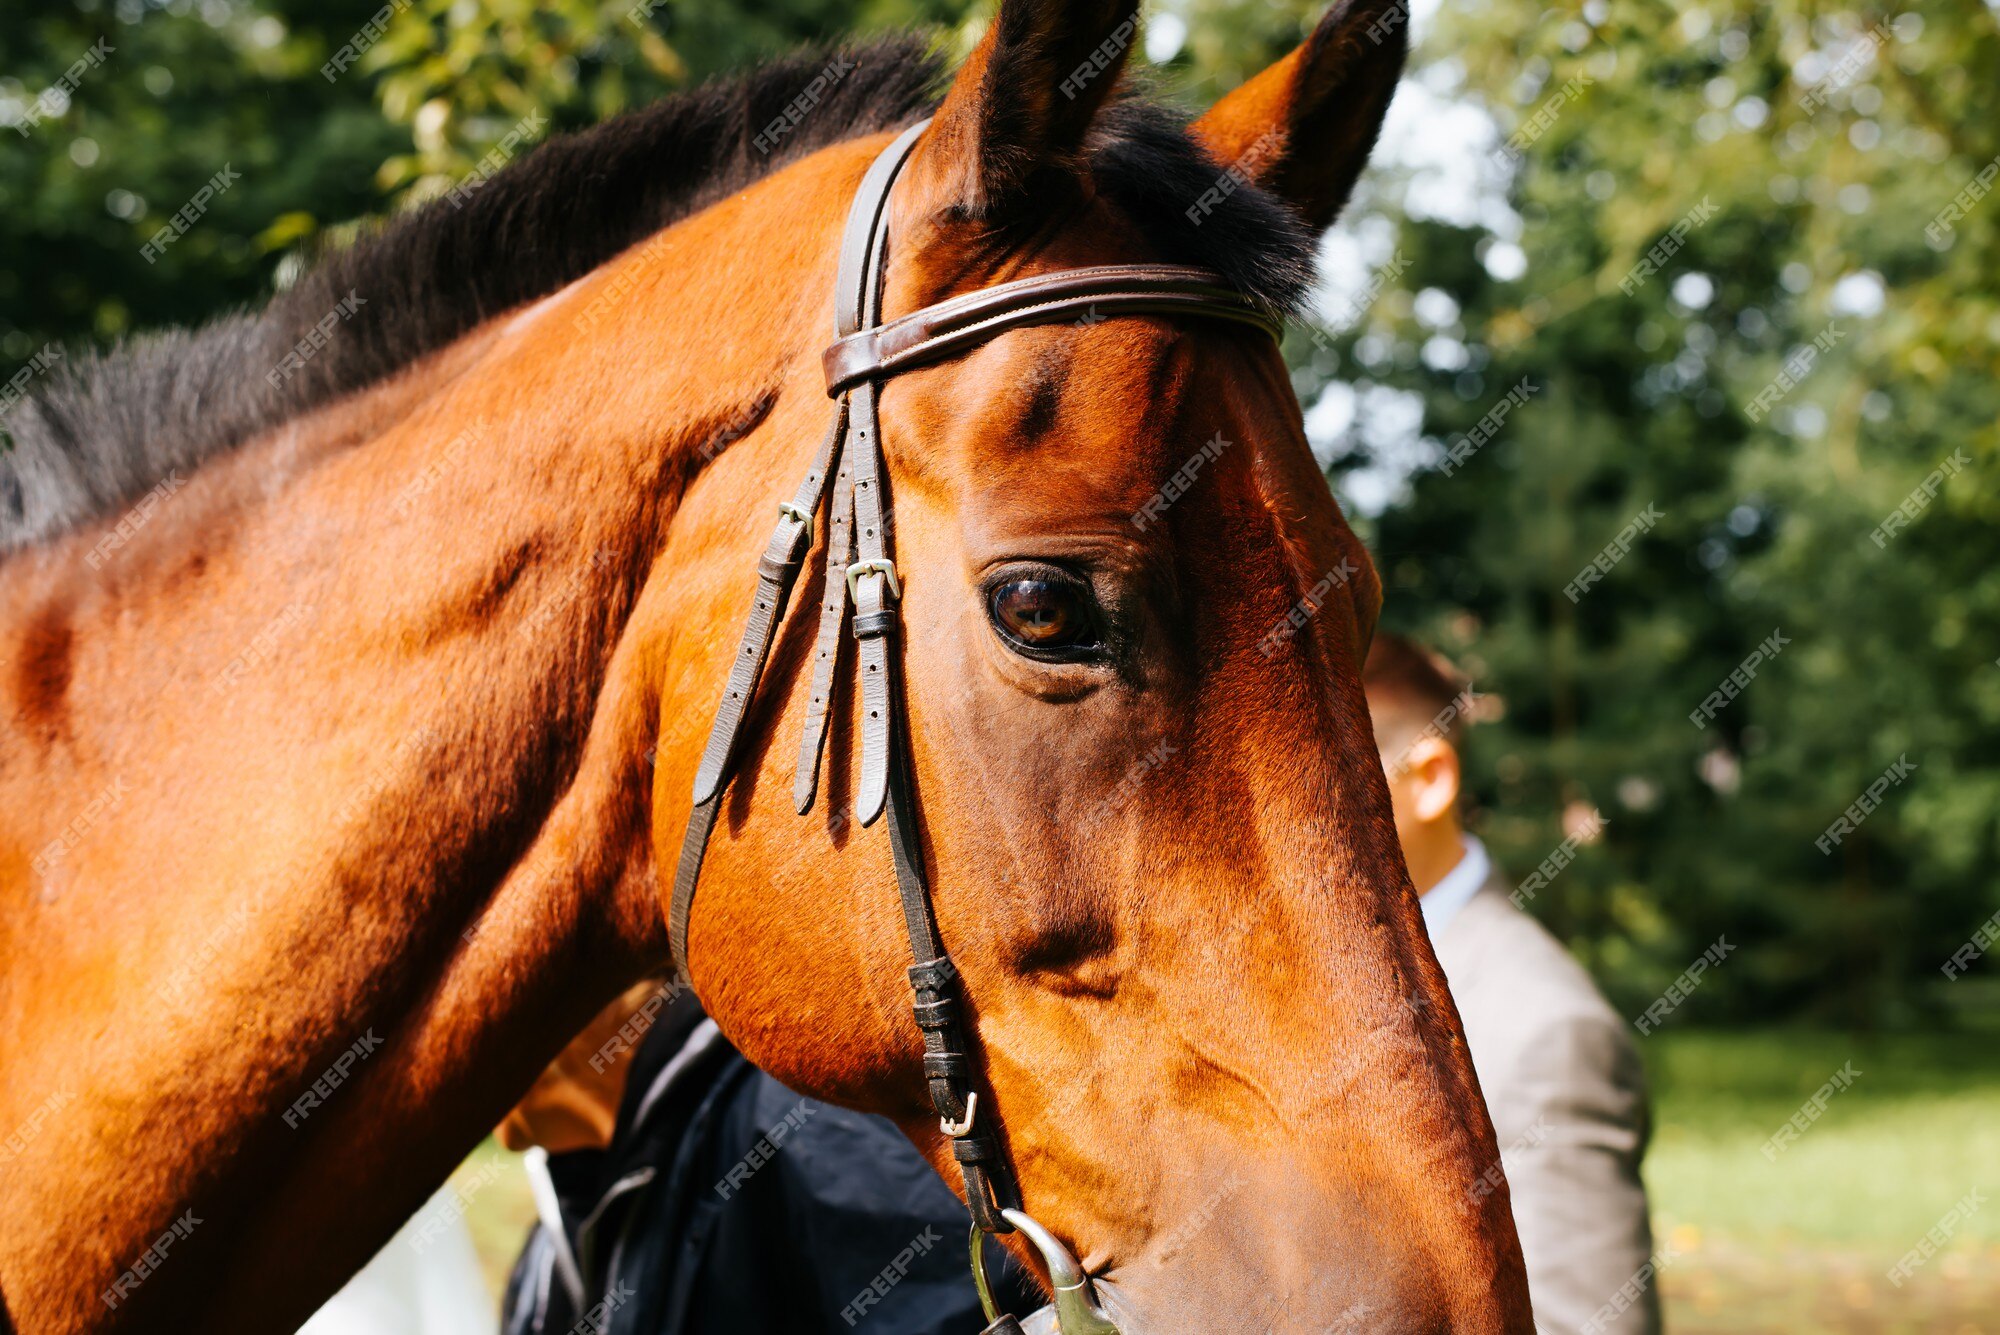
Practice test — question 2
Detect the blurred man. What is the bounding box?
[1363,632,1660,1335]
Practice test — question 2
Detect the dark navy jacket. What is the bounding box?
[501,997,1038,1335]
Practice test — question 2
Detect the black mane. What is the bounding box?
[0,35,1312,552]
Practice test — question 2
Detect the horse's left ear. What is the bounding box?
[904,0,1140,221]
[1190,0,1408,232]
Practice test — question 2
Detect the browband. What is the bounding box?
[824,264,1282,394]
[667,117,1281,1243]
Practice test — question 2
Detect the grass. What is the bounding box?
[1643,1027,2000,1333]
[1645,1027,2000,1248]
[447,1028,2000,1331]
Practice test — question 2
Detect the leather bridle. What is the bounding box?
[668,119,1281,1334]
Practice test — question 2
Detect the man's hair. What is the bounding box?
[1363,631,1473,750]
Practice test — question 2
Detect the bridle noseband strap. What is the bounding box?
[667,118,1278,1259]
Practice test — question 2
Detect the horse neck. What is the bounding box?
[0,139,868,1333]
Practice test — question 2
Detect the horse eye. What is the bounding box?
[988,578,1099,656]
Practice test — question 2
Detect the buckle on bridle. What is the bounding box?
[845,558,901,601]
[777,500,814,545]
[941,1090,978,1138]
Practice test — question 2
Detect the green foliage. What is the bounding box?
[4,0,1993,1026]
[1,2,405,352]
[1303,0,2000,1026]
[0,0,973,360]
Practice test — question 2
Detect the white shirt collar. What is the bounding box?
[1419,834,1490,940]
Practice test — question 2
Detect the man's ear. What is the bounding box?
[1190,0,1408,231]
[1405,736,1462,823]
[902,0,1140,221]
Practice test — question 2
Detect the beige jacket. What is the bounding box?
[1431,877,1662,1335]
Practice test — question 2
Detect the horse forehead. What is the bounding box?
[897,329,1361,612]
[940,320,1282,476]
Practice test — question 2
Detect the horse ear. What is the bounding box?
[905,0,1140,220]
[1190,0,1407,232]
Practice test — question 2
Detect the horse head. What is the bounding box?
[663,2,1534,1330]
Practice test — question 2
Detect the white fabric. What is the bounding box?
[296,1185,497,1335]
[1418,832,1489,940]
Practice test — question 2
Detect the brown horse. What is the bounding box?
[0,1,1532,1330]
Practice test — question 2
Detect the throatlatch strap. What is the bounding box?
[688,405,844,808]
[668,795,721,983]
[670,406,840,982]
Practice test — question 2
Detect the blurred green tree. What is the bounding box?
[1,1,406,354]
[1297,0,2000,1026]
